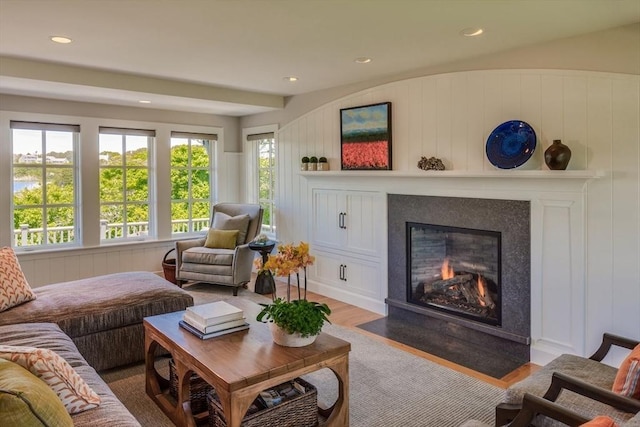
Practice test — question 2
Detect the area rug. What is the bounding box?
[101,283,505,426]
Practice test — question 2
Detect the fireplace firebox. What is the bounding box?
[406,223,501,326]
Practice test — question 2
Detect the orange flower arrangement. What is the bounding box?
[254,241,315,301]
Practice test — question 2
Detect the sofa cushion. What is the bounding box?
[0,322,141,426]
[0,358,74,427]
[182,246,235,265]
[0,272,193,339]
[212,212,250,245]
[0,344,101,414]
[0,246,36,312]
[612,344,640,399]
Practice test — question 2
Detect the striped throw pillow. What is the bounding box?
[0,345,101,414]
[612,344,640,399]
[0,246,36,312]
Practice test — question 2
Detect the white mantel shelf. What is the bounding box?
[300,170,604,179]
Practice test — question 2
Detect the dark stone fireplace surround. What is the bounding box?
[386,194,532,366]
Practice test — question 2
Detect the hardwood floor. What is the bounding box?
[267,280,539,389]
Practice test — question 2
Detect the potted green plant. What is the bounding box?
[255,242,331,346]
[308,156,318,171]
[318,156,329,171]
[300,156,310,171]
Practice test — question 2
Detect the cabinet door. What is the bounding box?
[311,250,382,299]
[339,255,382,299]
[311,190,344,250]
[344,192,383,257]
[311,250,344,288]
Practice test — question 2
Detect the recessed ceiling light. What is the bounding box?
[138,100,151,104]
[283,76,298,82]
[460,28,484,37]
[50,36,72,44]
[354,57,372,64]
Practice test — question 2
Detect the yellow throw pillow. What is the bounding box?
[204,229,240,249]
[0,345,101,414]
[0,246,36,312]
[0,358,74,426]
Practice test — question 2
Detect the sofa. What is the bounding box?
[0,271,194,426]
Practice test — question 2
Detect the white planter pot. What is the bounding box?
[268,323,318,347]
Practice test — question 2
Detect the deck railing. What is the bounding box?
[13,218,210,247]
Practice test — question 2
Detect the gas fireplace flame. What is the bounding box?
[477,275,487,307]
[441,258,454,280]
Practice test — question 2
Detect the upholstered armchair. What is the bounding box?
[175,203,263,295]
[496,333,640,426]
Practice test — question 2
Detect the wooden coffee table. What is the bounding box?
[144,298,350,427]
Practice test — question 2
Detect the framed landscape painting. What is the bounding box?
[340,102,392,170]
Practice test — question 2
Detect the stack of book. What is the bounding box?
[180,301,249,339]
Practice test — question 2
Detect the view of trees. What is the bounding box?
[13,143,213,233]
[13,160,75,229]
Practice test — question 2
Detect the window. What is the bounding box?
[99,127,154,241]
[170,131,216,235]
[248,132,276,235]
[11,121,79,248]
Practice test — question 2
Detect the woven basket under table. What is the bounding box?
[207,377,318,427]
[169,358,214,415]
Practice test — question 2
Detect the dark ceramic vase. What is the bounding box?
[544,139,572,170]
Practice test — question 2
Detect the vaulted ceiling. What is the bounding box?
[1,0,638,116]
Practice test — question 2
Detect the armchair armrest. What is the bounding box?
[543,372,640,414]
[589,333,640,361]
[508,393,590,427]
[232,244,255,285]
[175,237,206,274]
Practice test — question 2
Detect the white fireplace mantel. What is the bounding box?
[301,169,604,180]
[302,170,598,365]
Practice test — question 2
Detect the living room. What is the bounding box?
[1,1,639,426]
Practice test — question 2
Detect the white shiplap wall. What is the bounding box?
[276,69,640,363]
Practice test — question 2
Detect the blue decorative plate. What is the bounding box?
[486,120,536,169]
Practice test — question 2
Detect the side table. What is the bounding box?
[248,240,276,294]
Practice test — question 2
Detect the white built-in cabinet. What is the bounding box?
[309,189,386,312]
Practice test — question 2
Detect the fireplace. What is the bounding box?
[407,223,501,326]
[369,194,532,377]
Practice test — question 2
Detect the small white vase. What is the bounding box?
[268,323,318,347]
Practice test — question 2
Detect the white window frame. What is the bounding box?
[169,131,217,236]
[243,124,278,239]
[98,127,155,242]
[10,121,80,251]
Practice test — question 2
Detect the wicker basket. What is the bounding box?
[207,378,318,427]
[162,248,177,285]
[169,359,214,415]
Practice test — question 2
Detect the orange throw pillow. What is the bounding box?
[0,246,36,312]
[580,416,618,427]
[612,343,640,399]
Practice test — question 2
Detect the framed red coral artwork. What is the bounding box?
[340,102,392,170]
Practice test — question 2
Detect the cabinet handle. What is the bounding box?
[338,264,348,281]
[338,212,347,229]
[342,212,347,229]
